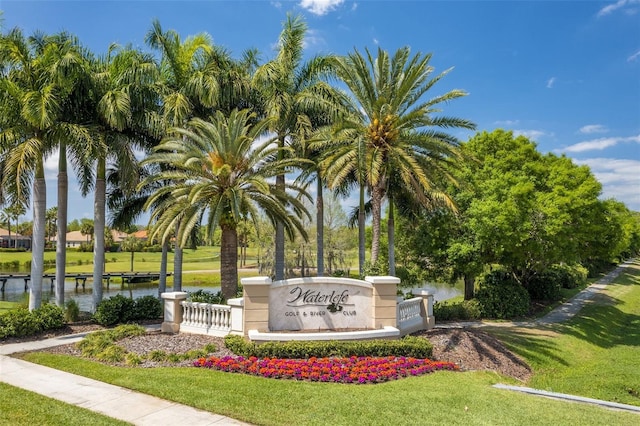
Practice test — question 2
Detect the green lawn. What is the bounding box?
[489,259,640,406]
[10,261,640,424]
[12,354,640,425]
[0,382,128,426]
[0,300,19,314]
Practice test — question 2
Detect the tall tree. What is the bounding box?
[325,46,475,271]
[142,110,309,299]
[253,14,337,280]
[0,29,87,309]
[144,19,221,291]
[89,45,159,309]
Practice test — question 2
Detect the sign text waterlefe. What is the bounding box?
[269,279,373,331]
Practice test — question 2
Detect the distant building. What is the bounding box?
[0,227,32,250]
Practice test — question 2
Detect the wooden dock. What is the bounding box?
[0,272,173,292]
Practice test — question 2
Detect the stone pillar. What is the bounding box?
[241,276,272,336]
[414,289,435,329]
[227,297,244,335]
[161,291,188,333]
[366,276,400,329]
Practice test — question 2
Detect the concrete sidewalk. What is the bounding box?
[0,329,250,425]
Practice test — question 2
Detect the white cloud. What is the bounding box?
[574,158,640,210]
[597,0,640,17]
[494,119,520,126]
[299,0,345,16]
[271,1,282,9]
[579,124,609,134]
[373,38,379,45]
[513,129,548,140]
[546,77,556,89]
[561,134,640,153]
[303,29,325,49]
[628,50,640,62]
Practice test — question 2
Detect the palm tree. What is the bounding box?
[0,29,88,310]
[88,45,160,310]
[142,109,309,299]
[325,46,475,271]
[252,14,339,280]
[144,19,220,291]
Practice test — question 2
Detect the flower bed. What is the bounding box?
[194,355,458,384]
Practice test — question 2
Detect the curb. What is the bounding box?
[493,384,640,413]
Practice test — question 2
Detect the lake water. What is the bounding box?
[0,278,216,312]
[1,277,461,312]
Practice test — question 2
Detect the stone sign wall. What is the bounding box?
[268,278,374,331]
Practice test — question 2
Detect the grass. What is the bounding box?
[8,259,640,423]
[13,354,640,425]
[0,382,128,426]
[488,259,640,406]
[0,300,19,314]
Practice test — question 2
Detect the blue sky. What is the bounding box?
[1,0,639,222]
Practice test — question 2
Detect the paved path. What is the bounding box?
[0,328,250,425]
[436,260,633,329]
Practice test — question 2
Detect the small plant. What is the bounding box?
[224,335,433,359]
[93,294,135,326]
[64,299,80,323]
[148,350,168,362]
[194,355,458,384]
[132,295,162,320]
[188,289,225,304]
[434,300,482,321]
[125,353,143,366]
[32,303,65,330]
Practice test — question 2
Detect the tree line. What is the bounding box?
[1,14,637,312]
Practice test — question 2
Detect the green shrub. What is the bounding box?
[93,294,135,326]
[64,299,80,323]
[224,335,433,359]
[549,263,588,289]
[76,324,145,358]
[434,300,482,321]
[475,271,530,319]
[0,308,38,338]
[188,289,225,304]
[0,304,64,339]
[32,303,65,330]
[527,271,562,301]
[132,295,162,320]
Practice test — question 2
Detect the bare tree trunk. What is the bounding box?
[92,160,106,312]
[370,184,383,265]
[464,274,475,300]
[173,221,183,291]
[55,144,67,307]
[358,182,366,277]
[274,173,285,280]
[220,224,238,300]
[158,240,168,297]
[387,196,395,276]
[28,161,46,311]
[316,175,324,277]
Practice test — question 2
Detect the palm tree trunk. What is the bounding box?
[29,159,46,311]
[173,221,183,291]
[358,181,366,277]
[220,224,238,300]
[370,184,383,266]
[316,175,324,277]
[55,143,67,307]
[158,240,168,297]
[274,173,285,281]
[92,159,106,312]
[388,196,395,276]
